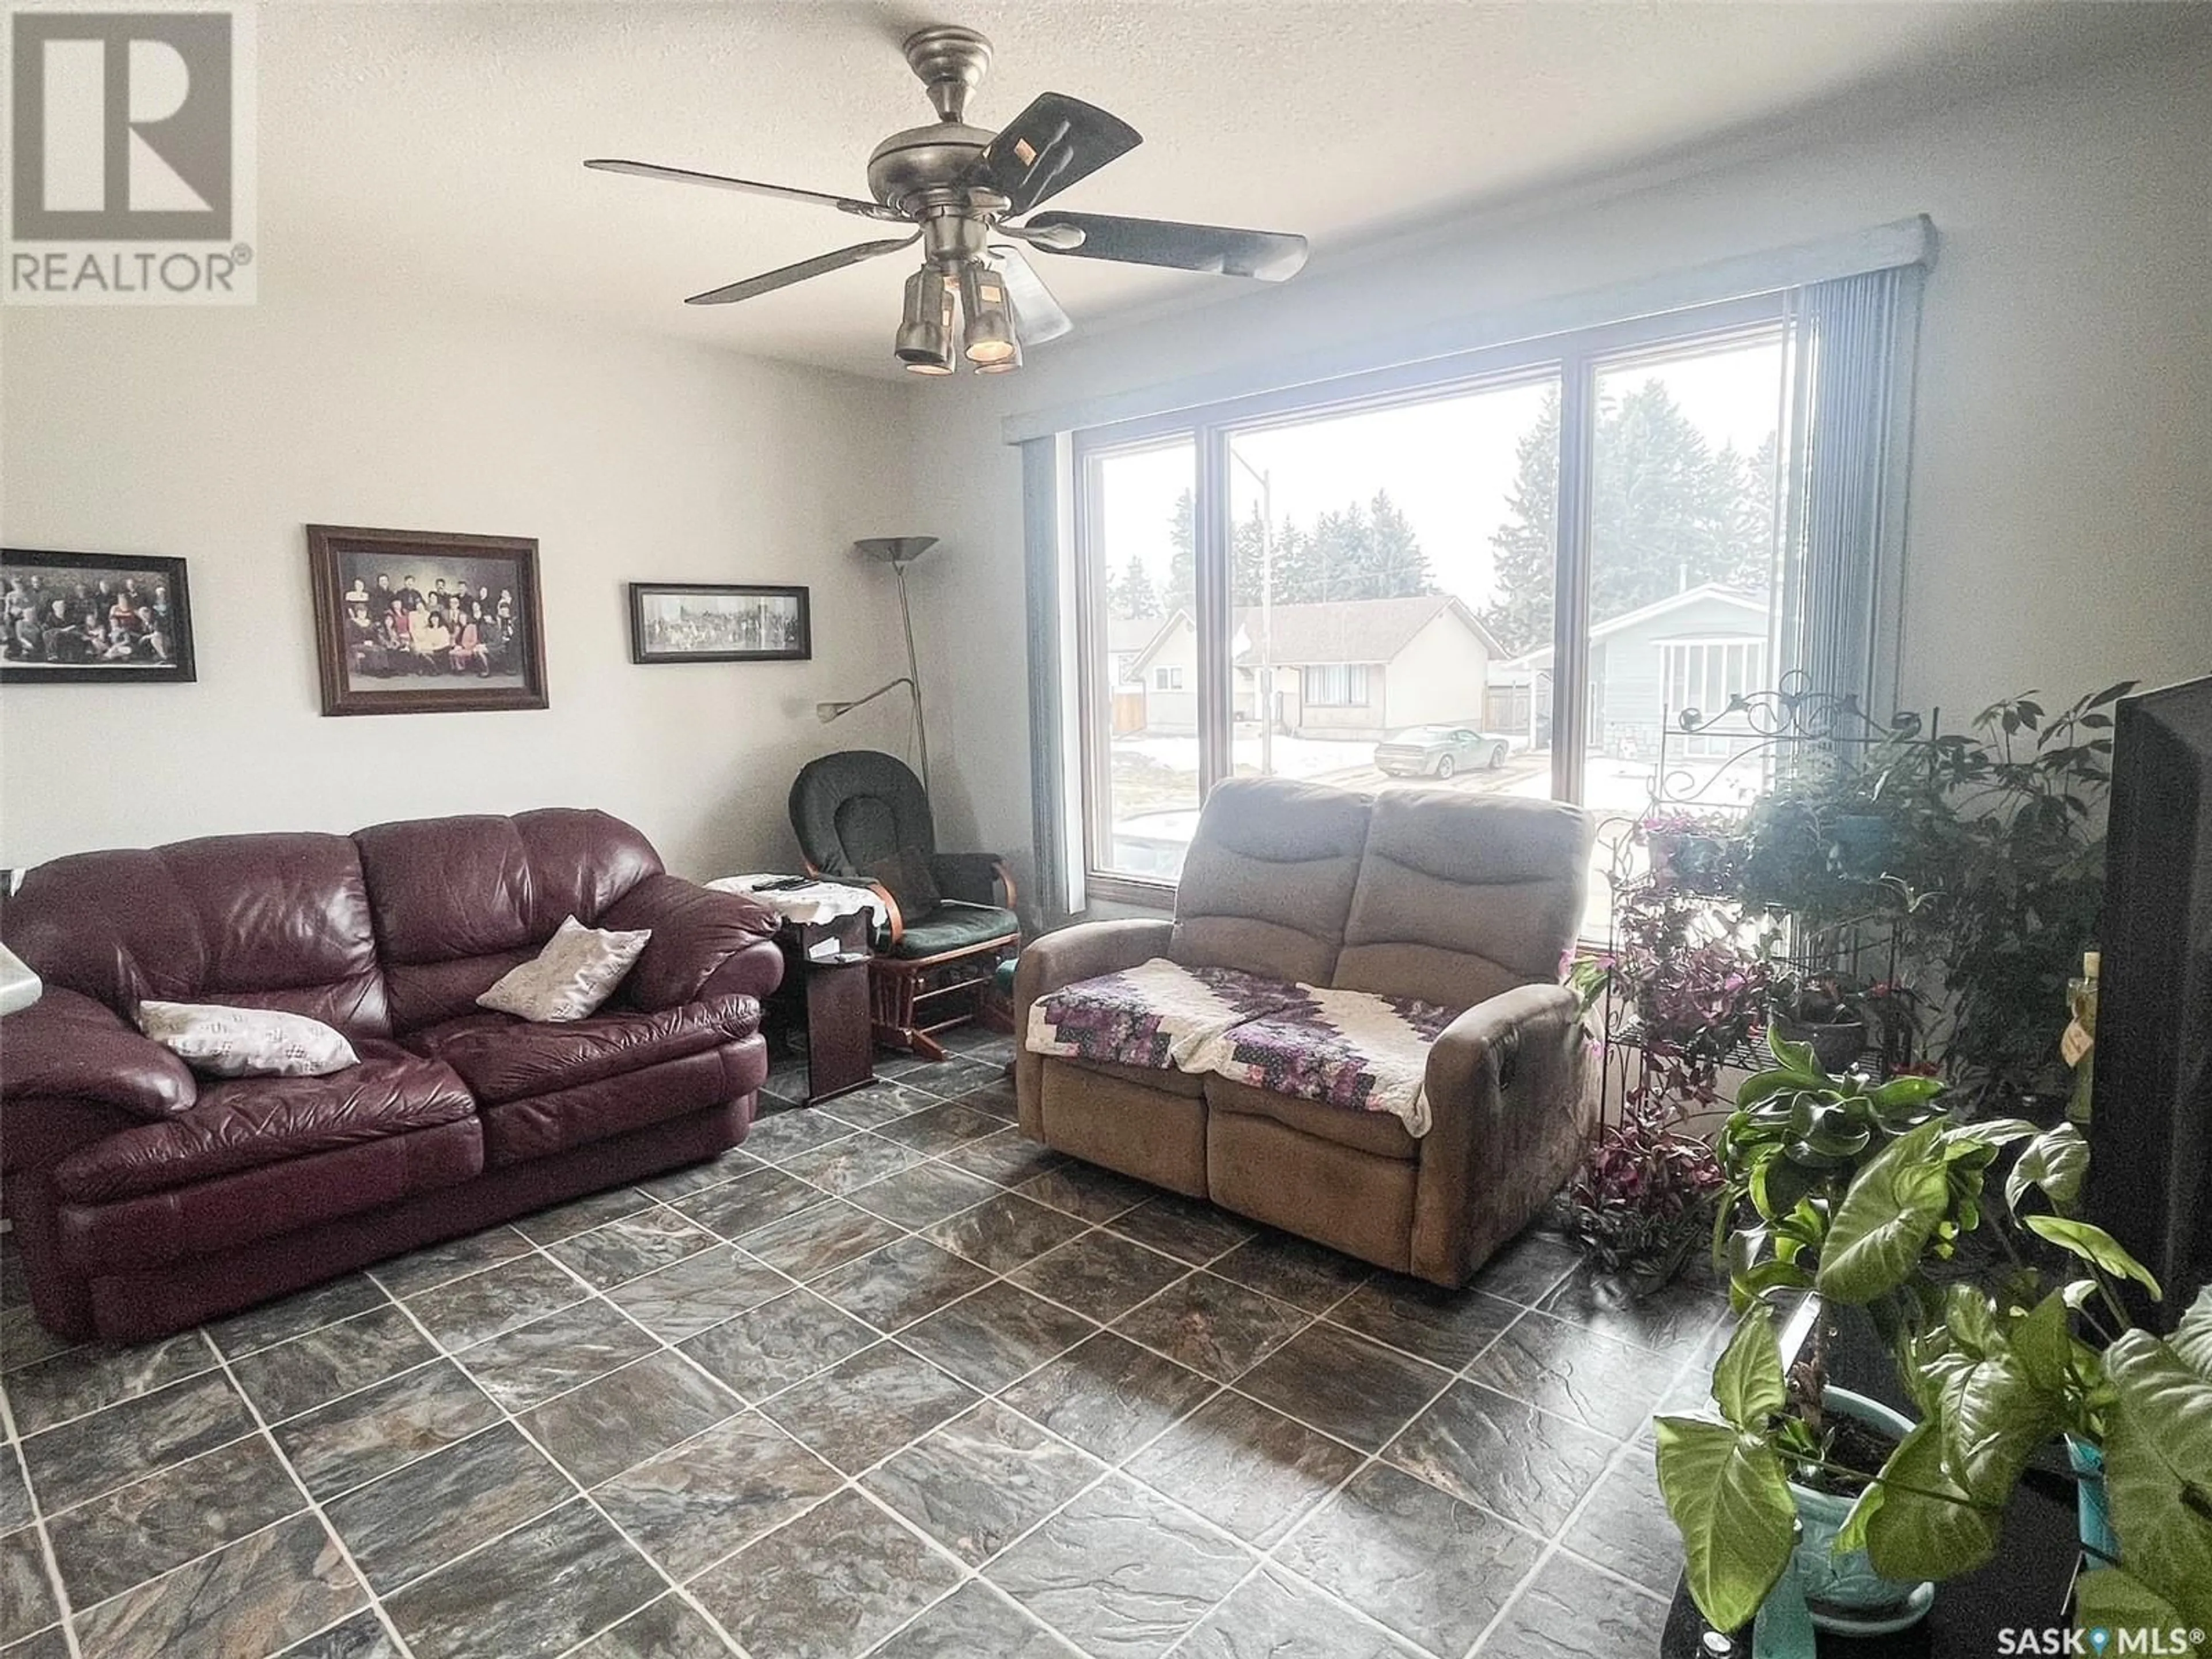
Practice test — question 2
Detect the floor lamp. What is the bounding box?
[816,536,937,793]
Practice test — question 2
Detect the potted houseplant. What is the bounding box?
[1552,1091,1722,1298]
[1765,971,1872,1073]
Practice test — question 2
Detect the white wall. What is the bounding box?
[0,289,918,877]
[903,39,2212,878]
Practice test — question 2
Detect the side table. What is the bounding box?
[767,911,875,1105]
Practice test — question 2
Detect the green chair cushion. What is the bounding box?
[887,901,1019,960]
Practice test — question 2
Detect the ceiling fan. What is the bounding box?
[586,24,1309,375]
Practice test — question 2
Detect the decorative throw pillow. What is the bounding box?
[135,1001,359,1079]
[478,915,652,1022]
[865,847,942,923]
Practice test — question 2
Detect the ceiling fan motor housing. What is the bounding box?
[866,122,994,217]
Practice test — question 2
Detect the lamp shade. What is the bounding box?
[853,537,939,568]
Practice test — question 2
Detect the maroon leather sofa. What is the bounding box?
[0,808,783,1342]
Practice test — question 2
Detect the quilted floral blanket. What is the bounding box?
[1201,986,1461,1137]
[1024,959,1308,1073]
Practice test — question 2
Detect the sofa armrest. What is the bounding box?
[1,986,197,1123]
[603,874,786,1012]
[1412,982,1594,1286]
[930,852,1016,911]
[1013,918,1174,1135]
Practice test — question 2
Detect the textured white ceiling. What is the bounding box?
[262,2,2190,377]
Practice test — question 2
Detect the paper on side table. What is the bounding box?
[709,874,888,929]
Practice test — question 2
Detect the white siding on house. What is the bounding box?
[1381,610,1495,735]
[1141,616,1200,734]
[1592,592,1768,754]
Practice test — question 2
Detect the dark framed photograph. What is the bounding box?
[2,548,196,684]
[307,524,549,717]
[629,583,812,664]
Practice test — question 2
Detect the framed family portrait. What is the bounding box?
[307,524,549,716]
[628,583,812,665]
[1,548,196,685]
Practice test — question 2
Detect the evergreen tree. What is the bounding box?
[1164,486,1442,612]
[1110,551,1161,619]
[1478,382,1778,657]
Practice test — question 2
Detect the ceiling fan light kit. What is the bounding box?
[585,23,1310,375]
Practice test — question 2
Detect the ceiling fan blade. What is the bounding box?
[684,236,919,306]
[988,246,1074,345]
[1022,211,1308,282]
[964,93,1141,216]
[586,158,906,224]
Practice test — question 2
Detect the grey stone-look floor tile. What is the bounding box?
[675,1166,832,1242]
[569,1593,736,1658]
[740,1106,861,1163]
[71,1512,365,1659]
[1277,1463,1541,1656]
[1209,1233,1373,1315]
[1105,1195,1256,1266]
[207,1275,390,1357]
[605,1245,790,1343]
[383,1499,663,1659]
[985,1474,1252,1659]
[513,1184,653,1245]
[864,1400,1103,1565]
[1,1525,56,1646]
[231,1306,440,1424]
[761,1342,979,1474]
[4,1331,214,1434]
[1010,1231,1193,1324]
[819,1079,945,1130]
[1538,1264,1729,1360]
[922,1192,1088,1274]
[1237,1321,1453,1454]
[1465,1309,1664,1439]
[776,1131,926,1195]
[367,1229,533,1300]
[1383,1379,1617,1535]
[1179,1565,1425,1659]
[900,1282,1099,1392]
[273,1361,499,1500]
[1,1302,77,1374]
[21,1369,257,1513]
[690,1487,962,1659]
[1328,1278,1522,1372]
[452,1297,658,1412]
[1476,1550,1669,1658]
[274,1606,403,1658]
[1469,1231,1586,1306]
[739,1199,907,1282]
[999,1333,1215,1464]
[872,1579,1073,1658]
[1559,1441,1681,1594]
[550,1207,719,1290]
[594,1410,843,1580]
[951,1075,1020,1119]
[635,1147,757,1200]
[1126,1391,1364,1547]
[324,1422,573,1592]
[1017,1164,1158,1226]
[403,1252,586,1351]
[1111,1274,1311,1382]
[851,1162,1005,1230]
[679,1290,879,1403]
[940,1127,1069,1188]
[45,1435,303,1607]
[876,1099,1006,1154]
[0,1457,29,1533]
[812,1237,991,1332]
[518,1351,740,1487]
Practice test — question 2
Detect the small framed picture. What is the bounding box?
[2,548,196,684]
[307,524,549,717]
[629,583,812,664]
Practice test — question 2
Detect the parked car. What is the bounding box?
[1374,724,1510,778]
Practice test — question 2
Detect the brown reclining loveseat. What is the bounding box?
[1015,776,1594,1287]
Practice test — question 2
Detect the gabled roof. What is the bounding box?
[1501,585,1768,672]
[1107,616,1164,656]
[1129,594,1500,675]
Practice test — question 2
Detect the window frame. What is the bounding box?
[1069,291,1791,905]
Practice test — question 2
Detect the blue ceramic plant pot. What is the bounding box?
[2067,1435,2116,1562]
[1789,1387,1934,1631]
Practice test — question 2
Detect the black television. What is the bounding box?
[2086,673,2212,1315]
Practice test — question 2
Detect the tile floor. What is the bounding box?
[0,1028,1724,1659]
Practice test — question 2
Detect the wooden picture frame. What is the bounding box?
[307,524,549,717]
[1,548,196,684]
[628,582,813,664]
